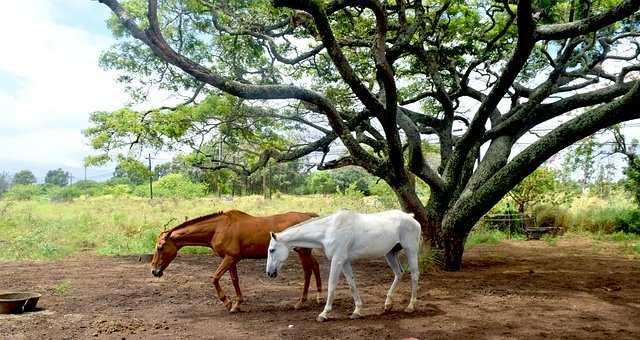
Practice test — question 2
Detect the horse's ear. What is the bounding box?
[270,232,277,241]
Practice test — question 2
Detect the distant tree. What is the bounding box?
[12,170,36,185]
[609,126,640,205]
[330,167,371,195]
[113,157,153,185]
[45,168,70,186]
[561,135,600,190]
[306,172,336,195]
[0,172,9,196]
[507,167,557,217]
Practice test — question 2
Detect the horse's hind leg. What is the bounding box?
[403,245,420,313]
[342,262,363,319]
[310,253,323,304]
[211,255,236,311]
[384,251,403,312]
[228,263,243,313]
[294,248,312,309]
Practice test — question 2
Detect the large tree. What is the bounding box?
[94,0,640,270]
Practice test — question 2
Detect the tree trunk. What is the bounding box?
[439,226,467,271]
[391,181,476,271]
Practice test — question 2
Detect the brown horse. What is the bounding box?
[151,209,322,312]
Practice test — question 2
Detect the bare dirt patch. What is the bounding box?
[1,238,638,339]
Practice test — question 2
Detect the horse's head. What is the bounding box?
[266,232,289,278]
[151,231,178,277]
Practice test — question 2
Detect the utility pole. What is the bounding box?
[268,163,272,199]
[147,154,153,199]
[84,166,87,182]
[68,174,74,186]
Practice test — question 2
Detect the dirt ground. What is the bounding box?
[1,237,639,339]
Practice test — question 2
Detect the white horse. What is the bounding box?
[266,209,421,322]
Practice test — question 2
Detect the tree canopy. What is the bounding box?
[45,168,70,187]
[93,0,640,270]
[12,170,37,186]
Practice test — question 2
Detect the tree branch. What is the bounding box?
[535,0,640,40]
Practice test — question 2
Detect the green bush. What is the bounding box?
[367,179,398,208]
[532,204,570,232]
[5,184,40,200]
[572,206,623,233]
[71,180,104,197]
[48,186,81,202]
[614,209,640,234]
[304,172,337,195]
[104,184,132,197]
[154,173,207,199]
[336,182,364,200]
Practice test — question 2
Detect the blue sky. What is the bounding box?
[0,0,128,181]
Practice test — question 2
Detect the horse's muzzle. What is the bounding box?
[267,270,277,278]
[152,268,163,277]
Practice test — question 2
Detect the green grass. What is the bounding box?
[2,195,639,261]
[541,234,558,246]
[52,281,71,295]
[593,231,640,242]
[465,229,512,249]
[0,195,383,260]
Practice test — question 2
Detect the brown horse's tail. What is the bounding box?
[307,212,319,218]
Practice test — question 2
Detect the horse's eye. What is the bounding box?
[269,248,275,253]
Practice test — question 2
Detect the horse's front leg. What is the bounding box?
[211,255,237,311]
[228,263,243,313]
[294,248,311,309]
[342,262,363,319]
[317,257,344,322]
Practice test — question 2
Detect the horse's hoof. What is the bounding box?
[384,304,393,313]
[404,306,415,313]
[294,302,304,310]
[222,299,233,311]
[316,315,327,322]
[316,297,324,305]
[230,305,241,313]
[349,312,362,319]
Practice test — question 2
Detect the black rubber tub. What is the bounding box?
[0,292,41,314]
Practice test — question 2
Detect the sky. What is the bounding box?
[0,0,129,182]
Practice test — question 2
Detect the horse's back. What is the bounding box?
[327,210,420,259]
[216,211,316,258]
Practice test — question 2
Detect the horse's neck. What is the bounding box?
[281,222,325,249]
[171,220,218,248]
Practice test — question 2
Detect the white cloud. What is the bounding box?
[0,0,128,172]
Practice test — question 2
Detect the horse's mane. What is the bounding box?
[165,210,230,236]
[281,215,322,234]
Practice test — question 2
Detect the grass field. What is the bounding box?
[0,194,388,260]
[0,195,638,261]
